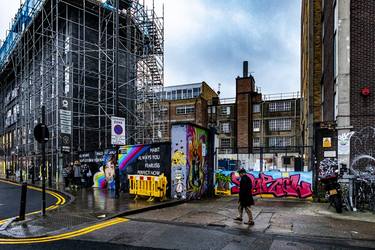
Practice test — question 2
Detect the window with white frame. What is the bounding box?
[269,137,291,147]
[220,122,230,133]
[221,106,230,115]
[253,104,260,113]
[220,138,231,148]
[253,137,260,147]
[176,105,195,115]
[253,120,261,132]
[268,119,291,131]
[268,101,292,112]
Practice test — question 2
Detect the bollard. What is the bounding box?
[19,182,28,221]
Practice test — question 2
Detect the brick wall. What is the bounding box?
[350,0,375,164]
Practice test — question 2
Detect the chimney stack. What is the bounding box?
[243,61,248,78]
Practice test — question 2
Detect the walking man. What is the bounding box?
[234,168,254,225]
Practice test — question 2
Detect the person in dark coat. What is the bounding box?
[234,168,254,225]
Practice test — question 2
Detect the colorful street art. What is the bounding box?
[215,170,313,198]
[171,124,210,200]
[118,145,150,172]
[92,149,117,189]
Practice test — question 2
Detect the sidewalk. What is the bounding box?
[126,196,375,242]
[0,178,180,238]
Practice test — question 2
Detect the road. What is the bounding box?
[0,218,374,249]
[0,180,58,221]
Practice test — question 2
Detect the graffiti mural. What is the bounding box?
[171,124,210,200]
[215,170,313,198]
[171,125,188,199]
[186,125,209,199]
[319,158,338,177]
[350,127,375,175]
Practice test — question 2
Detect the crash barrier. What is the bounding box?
[128,174,167,201]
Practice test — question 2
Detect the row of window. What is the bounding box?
[252,101,292,113]
[253,119,292,132]
[161,87,201,101]
[208,106,231,115]
[176,105,195,115]
[220,137,293,148]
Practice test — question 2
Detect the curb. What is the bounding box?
[109,199,186,219]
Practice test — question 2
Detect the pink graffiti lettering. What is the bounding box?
[230,173,312,198]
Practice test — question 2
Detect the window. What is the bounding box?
[172,90,177,100]
[182,89,188,99]
[167,91,172,100]
[193,88,200,97]
[268,101,291,112]
[187,89,193,98]
[253,137,260,147]
[220,138,231,148]
[253,120,261,132]
[253,104,260,113]
[269,119,291,131]
[221,106,230,115]
[220,122,230,133]
[176,105,195,115]
[269,137,291,147]
[177,90,182,100]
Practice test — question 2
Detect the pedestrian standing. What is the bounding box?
[234,168,255,225]
[62,165,70,190]
[73,161,82,189]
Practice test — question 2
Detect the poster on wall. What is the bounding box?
[118,143,171,177]
[81,149,117,189]
[338,132,355,155]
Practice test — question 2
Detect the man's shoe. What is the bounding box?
[234,217,243,222]
[244,221,255,225]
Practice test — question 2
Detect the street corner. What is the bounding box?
[0,217,128,245]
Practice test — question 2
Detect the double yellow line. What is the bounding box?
[0,217,128,244]
[0,180,66,225]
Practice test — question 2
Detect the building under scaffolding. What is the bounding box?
[0,0,164,182]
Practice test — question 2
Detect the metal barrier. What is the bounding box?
[128,174,167,201]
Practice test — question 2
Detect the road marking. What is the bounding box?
[0,179,66,225]
[0,218,128,244]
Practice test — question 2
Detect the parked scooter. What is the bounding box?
[320,171,343,213]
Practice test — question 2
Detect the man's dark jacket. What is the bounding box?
[239,174,254,206]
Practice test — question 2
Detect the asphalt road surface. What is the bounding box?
[0,180,57,221]
[0,219,374,250]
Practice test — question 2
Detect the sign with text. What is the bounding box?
[59,98,72,153]
[118,143,171,177]
[111,116,125,145]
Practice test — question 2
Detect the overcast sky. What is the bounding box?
[0,0,301,98]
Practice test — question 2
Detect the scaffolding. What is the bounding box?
[0,0,164,180]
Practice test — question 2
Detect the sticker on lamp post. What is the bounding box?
[111,116,125,145]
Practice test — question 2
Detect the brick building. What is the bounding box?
[301,0,375,171]
[157,82,218,141]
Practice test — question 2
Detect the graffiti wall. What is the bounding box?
[215,170,313,198]
[171,123,210,200]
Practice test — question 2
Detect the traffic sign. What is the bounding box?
[34,123,49,144]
